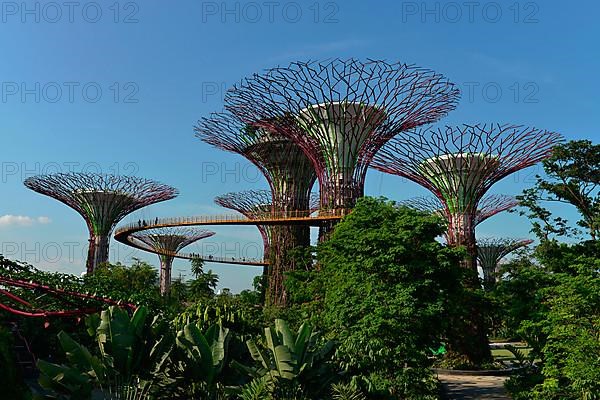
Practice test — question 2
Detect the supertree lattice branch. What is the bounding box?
[371,123,562,268]
[130,227,215,295]
[24,173,178,274]
[195,112,317,213]
[226,58,460,211]
[399,194,519,241]
[477,237,534,289]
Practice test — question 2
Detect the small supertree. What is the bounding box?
[214,190,319,305]
[24,173,177,274]
[477,237,533,290]
[226,58,460,216]
[399,194,519,242]
[130,227,215,295]
[371,123,562,365]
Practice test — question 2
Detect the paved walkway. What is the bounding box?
[438,374,511,399]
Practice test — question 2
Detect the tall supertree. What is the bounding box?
[130,227,215,295]
[372,123,562,364]
[225,59,460,219]
[196,112,319,306]
[24,173,178,274]
[477,237,533,290]
[214,190,319,305]
[399,194,519,242]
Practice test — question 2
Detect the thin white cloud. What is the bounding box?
[36,216,52,224]
[0,215,52,227]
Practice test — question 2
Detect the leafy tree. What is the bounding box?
[86,259,160,306]
[190,257,205,278]
[188,270,219,300]
[288,197,463,398]
[502,243,600,399]
[516,140,600,240]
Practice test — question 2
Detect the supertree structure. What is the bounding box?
[213,190,319,305]
[24,173,178,274]
[196,113,319,305]
[214,189,276,262]
[399,194,519,242]
[477,237,533,289]
[372,123,562,365]
[372,124,562,271]
[195,112,317,212]
[130,227,216,295]
[225,58,460,216]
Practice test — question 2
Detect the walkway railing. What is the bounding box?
[114,208,351,267]
[116,208,351,236]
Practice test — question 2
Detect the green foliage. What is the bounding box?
[331,382,367,400]
[36,306,172,399]
[0,325,31,399]
[501,242,600,399]
[516,140,600,240]
[168,323,231,398]
[87,259,160,307]
[233,319,337,399]
[288,197,459,398]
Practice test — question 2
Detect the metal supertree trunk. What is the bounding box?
[477,237,533,289]
[214,190,319,306]
[196,112,319,305]
[399,194,519,242]
[130,227,215,295]
[24,173,178,274]
[225,58,460,215]
[372,124,562,271]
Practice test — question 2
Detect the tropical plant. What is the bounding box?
[233,319,337,399]
[167,323,230,398]
[36,306,172,399]
[331,382,367,400]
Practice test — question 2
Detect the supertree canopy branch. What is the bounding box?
[130,227,215,295]
[372,124,563,266]
[399,194,519,242]
[24,173,178,274]
[195,112,317,213]
[225,58,460,210]
[477,237,534,289]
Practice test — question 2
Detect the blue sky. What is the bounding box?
[0,0,596,292]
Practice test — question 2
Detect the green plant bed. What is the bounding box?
[0,325,31,399]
